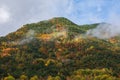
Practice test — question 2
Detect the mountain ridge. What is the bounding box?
[1,17,98,41]
[0,17,120,79]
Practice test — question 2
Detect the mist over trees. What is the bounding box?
[0,17,120,80]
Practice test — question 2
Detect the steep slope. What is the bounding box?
[3,17,98,41]
[0,17,120,79]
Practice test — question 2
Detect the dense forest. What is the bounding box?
[0,17,120,80]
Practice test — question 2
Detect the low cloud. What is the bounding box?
[86,23,119,39]
[86,12,120,39]
[19,30,35,45]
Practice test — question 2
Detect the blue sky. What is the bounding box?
[0,0,120,36]
[67,0,120,24]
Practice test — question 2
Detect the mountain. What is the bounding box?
[0,17,120,79]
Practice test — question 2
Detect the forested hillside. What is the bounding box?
[0,17,120,80]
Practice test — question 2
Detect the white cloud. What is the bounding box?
[0,6,10,24]
[0,0,75,36]
[86,9,120,39]
[0,0,120,37]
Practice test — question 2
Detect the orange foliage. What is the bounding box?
[39,47,48,54]
[50,19,55,24]
[56,24,64,31]
[37,34,52,41]
[0,48,18,57]
[109,38,118,43]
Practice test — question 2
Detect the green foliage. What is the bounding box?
[70,69,119,80]
[4,75,15,80]
[30,75,39,80]
[0,17,120,80]
[47,76,61,80]
[94,75,115,80]
[20,75,28,80]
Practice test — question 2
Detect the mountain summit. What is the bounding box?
[3,17,97,41]
[0,17,120,79]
